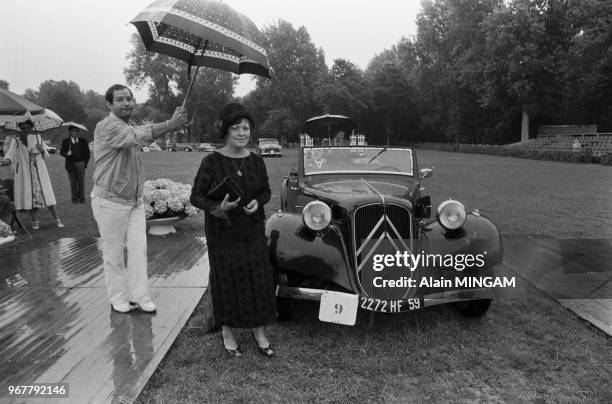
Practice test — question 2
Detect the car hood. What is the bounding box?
[303,179,418,207]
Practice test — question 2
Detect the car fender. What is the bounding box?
[424,213,503,266]
[266,212,355,291]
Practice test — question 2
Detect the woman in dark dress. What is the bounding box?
[190,103,276,357]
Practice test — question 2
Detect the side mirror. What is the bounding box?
[419,168,433,180]
[415,196,432,218]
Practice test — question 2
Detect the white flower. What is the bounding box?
[143,188,155,206]
[178,188,191,205]
[184,202,200,217]
[167,196,184,212]
[144,179,200,219]
[145,205,155,219]
[0,220,13,237]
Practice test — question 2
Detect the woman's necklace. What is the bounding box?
[230,157,245,176]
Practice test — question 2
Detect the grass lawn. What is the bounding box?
[2,148,611,402]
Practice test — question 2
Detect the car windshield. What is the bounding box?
[303,147,414,176]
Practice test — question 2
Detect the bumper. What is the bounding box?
[276,285,493,310]
[261,150,282,156]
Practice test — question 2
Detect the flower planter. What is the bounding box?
[146,215,186,236]
[0,235,16,246]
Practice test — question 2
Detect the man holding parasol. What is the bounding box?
[91,84,188,314]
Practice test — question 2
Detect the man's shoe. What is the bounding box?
[130,301,157,313]
[32,220,40,230]
[72,199,78,204]
[111,302,135,313]
[56,220,64,228]
[79,200,86,204]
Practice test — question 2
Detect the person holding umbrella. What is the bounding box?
[60,123,90,204]
[0,119,63,229]
[91,84,187,314]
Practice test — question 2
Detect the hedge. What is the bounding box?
[414,143,609,164]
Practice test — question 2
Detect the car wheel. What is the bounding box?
[453,299,491,317]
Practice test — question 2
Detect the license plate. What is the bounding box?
[359,297,424,313]
[318,291,359,326]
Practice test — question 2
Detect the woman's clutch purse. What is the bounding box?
[206,176,244,202]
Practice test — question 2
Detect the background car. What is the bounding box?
[45,144,58,154]
[147,142,162,151]
[257,138,282,157]
[168,143,195,152]
[197,143,216,152]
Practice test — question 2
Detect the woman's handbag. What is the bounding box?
[206,176,244,202]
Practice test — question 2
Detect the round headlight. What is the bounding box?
[302,201,332,231]
[437,200,467,230]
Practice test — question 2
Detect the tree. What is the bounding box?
[0,80,8,90]
[365,39,420,144]
[37,80,87,124]
[258,107,300,145]
[564,0,612,129]
[313,59,373,131]
[415,0,504,143]
[23,89,39,103]
[81,90,108,132]
[248,20,328,140]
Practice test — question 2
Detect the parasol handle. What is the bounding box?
[182,40,209,108]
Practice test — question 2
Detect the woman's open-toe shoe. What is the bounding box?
[252,333,274,357]
[222,338,242,357]
[224,346,242,357]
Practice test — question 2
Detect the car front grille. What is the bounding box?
[352,203,413,296]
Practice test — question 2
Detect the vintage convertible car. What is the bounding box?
[266,141,503,325]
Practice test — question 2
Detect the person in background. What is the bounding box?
[0,120,63,230]
[333,129,347,146]
[60,125,90,204]
[190,103,276,358]
[91,84,187,314]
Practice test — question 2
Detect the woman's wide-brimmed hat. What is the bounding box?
[216,103,254,138]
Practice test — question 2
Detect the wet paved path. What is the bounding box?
[0,232,208,403]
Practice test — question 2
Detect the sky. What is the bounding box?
[0,0,421,102]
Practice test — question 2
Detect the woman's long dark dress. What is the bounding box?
[190,151,276,328]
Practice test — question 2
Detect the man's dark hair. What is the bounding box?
[105,84,133,104]
[68,126,79,133]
